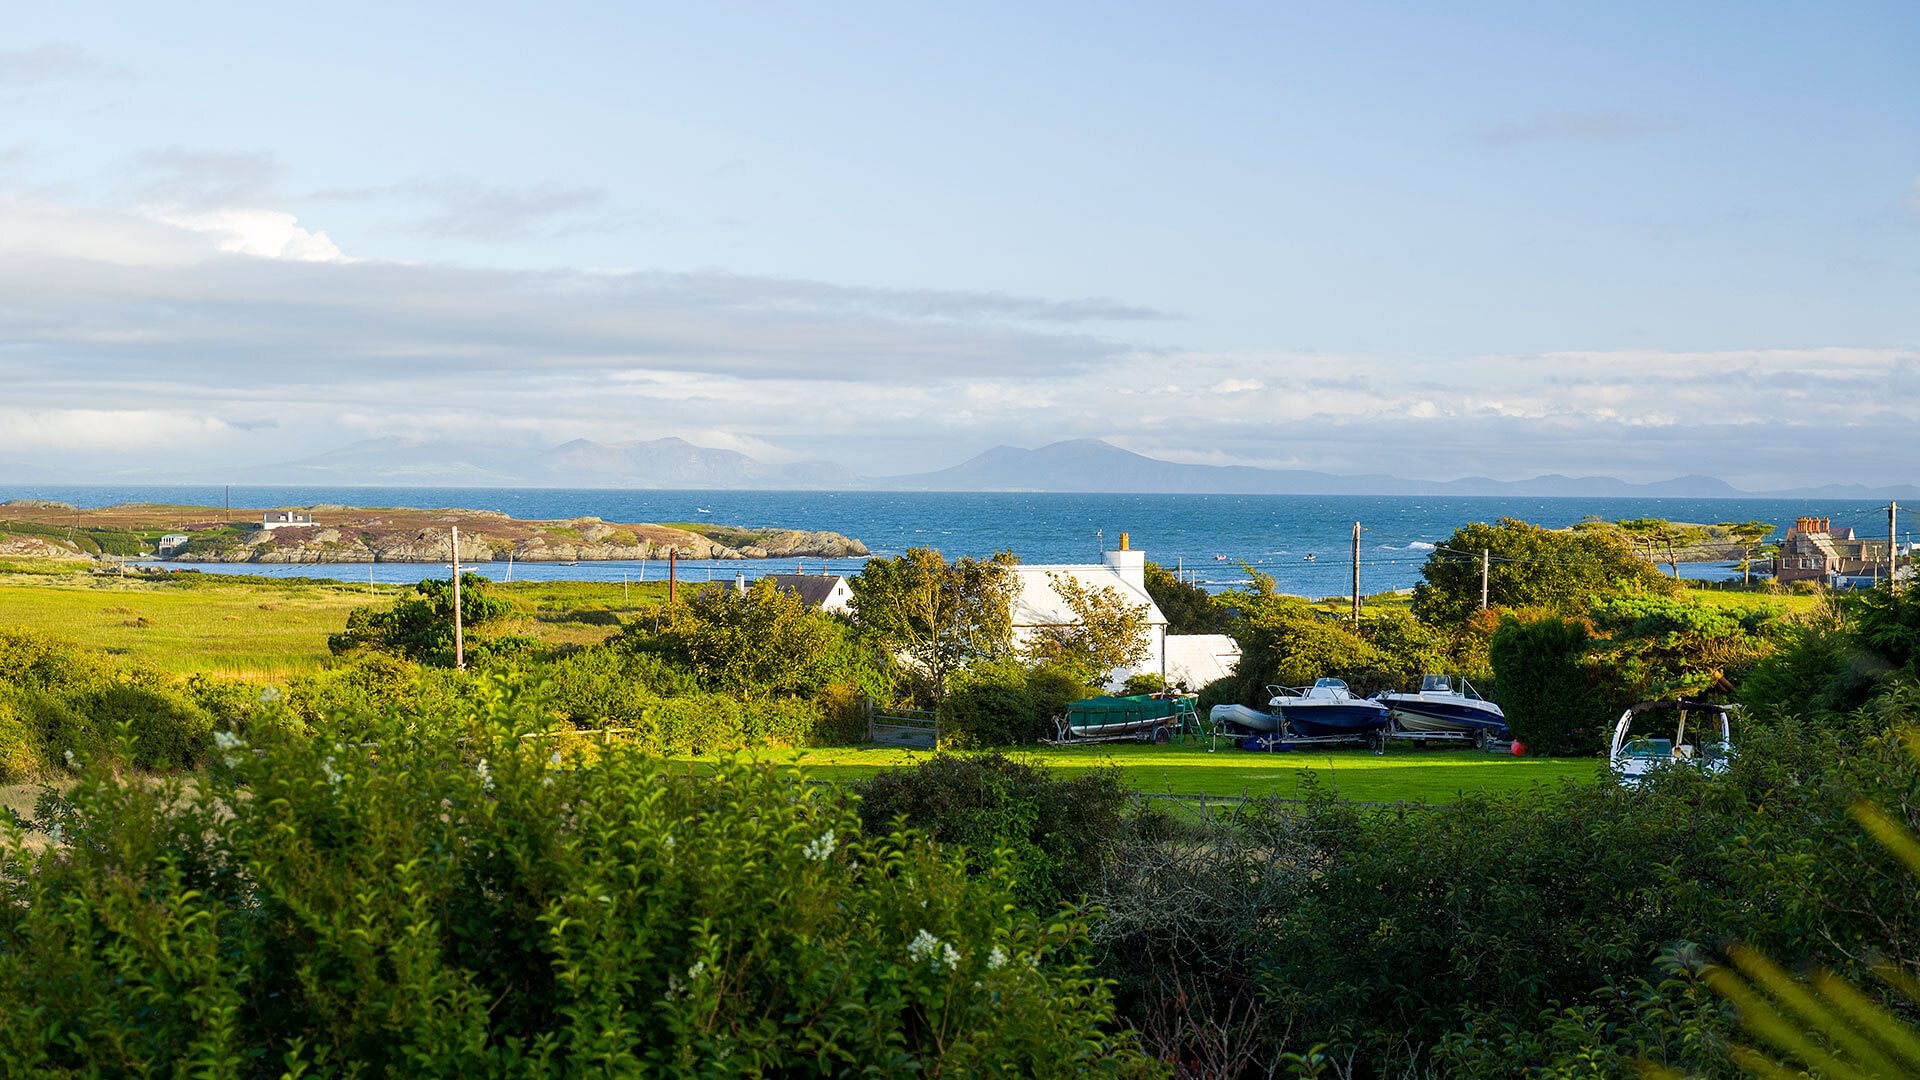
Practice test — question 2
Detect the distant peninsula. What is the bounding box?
[0,502,869,564]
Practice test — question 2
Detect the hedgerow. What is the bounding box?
[0,680,1154,1076]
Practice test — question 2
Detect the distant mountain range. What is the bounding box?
[2,436,1915,500]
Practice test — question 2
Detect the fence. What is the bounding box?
[866,701,938,749]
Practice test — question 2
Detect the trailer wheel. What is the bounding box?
[1473,729,1490,751]
[1368,730,1386,754]
[1153,725,1171,744]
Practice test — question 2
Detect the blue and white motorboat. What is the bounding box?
[1375,675,1508,738]
[1267,678,1391,738]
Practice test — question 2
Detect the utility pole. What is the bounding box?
[1480,548,1490,610]
[1892,501,1901,592]
[623,568,629,605]
[1350,521,1361,623]
[450,526,465,670]
[224,485,231,524]
[669,548,678,604]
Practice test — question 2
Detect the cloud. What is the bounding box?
[125,147,285,208]
[1472,111,1673,147]
[312,177,611,241]
[0,407,239,452]
[151,208,348,262]
[0,44,119,87]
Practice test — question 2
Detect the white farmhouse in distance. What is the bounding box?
[1010,533,1168,691]
[260,510,314,530]
[763,572,855,616]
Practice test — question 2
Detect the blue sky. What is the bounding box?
[2,2,1916,485]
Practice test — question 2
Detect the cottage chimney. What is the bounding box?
[1103,532,1146,593]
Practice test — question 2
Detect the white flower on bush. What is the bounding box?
[213,730,247,768]
[46,822,63,844]
[666,973,686,1000]
[987,945,1007,971]
[908,930,958,971]
[475,757,493,793]
[662,833,675,852]
[801,829,835,862]
[320,757,344,791]
[257,685,282,704]
[62,748,77,771]
[688,960,707,981]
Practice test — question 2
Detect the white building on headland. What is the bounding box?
[1010,533,1168,691]
[260,511,314,530]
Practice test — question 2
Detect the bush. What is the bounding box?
[0,688,1149,1075]
[1488,613,1615,755]
[1120,672,1168,696]
[854,753,1134,912]
[937,660,1039,748]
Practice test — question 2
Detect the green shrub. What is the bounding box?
[937,660,1039,748]
[0,687,1149,1075]
[1120,672,1168,696]
[78,679,214,770]
[854,753,1133,912]
[0,688,42,781]
[1488,613,1615,754]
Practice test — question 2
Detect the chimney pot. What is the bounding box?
[1119,532,1131,551]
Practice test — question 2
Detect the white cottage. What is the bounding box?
[1009,534,1168,691]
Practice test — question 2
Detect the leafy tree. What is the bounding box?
[1223,573,1388,703]
[328,573,517,666]
[1024,573,1150,687]
[1488,614,1615,754]
[850,548,1018,703]
[640,578,851,701]
[1413,518,1677,629]
[936,658,1041,748]
[1144,561,1227,633]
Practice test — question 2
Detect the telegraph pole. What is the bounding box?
[450,526,466,670]
[1350,521,1361,623]
[1892,501,1901,591]
[1481,548,1490,610]
[668,548,678,604]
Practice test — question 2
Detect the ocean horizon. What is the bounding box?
[2,484,1897,596]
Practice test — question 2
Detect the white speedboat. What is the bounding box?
[1268,678,1391,738]
[1610,700,1734,784]
[1375,675,1508,738]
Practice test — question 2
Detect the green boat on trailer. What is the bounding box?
[1058,694,1196,743]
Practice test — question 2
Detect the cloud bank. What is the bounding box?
[0,185,1910,489]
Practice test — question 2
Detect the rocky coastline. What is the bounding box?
[0,501,869,565]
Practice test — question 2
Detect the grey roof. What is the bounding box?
[765,574,846,607]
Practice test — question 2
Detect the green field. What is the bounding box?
[0,569,675,678]
[687,742,1603,804]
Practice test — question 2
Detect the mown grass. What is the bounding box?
[686,743,1602,804]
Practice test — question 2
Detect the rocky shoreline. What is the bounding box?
[0,501,869,565]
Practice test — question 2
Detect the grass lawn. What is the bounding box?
[689,742,1603,805]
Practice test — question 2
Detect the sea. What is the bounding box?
[1,485,1898,597]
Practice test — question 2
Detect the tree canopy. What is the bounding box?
[1144,561,1227,634]
[328,573,519,667]
[1412,517,1677,629]
[1023,573,1150,686]
[850,548,1018,702]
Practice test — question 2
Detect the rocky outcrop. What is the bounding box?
[167,519,864,564]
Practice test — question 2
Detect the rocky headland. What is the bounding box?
[0,501,868,564]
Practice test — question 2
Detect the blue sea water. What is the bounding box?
[0,485,1896,596]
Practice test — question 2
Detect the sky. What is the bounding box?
[2,1,1917,488]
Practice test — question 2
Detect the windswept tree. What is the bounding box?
[1024,573,1150,687]
[850,548,1018,702]
[1615,517,1710,579]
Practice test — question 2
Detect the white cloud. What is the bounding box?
[0,408,238,452]
[151,208,349,262]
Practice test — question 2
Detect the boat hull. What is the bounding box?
[1276,702,1391,738]
[1210,704,1281,733]
[1379,696,1508,735]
